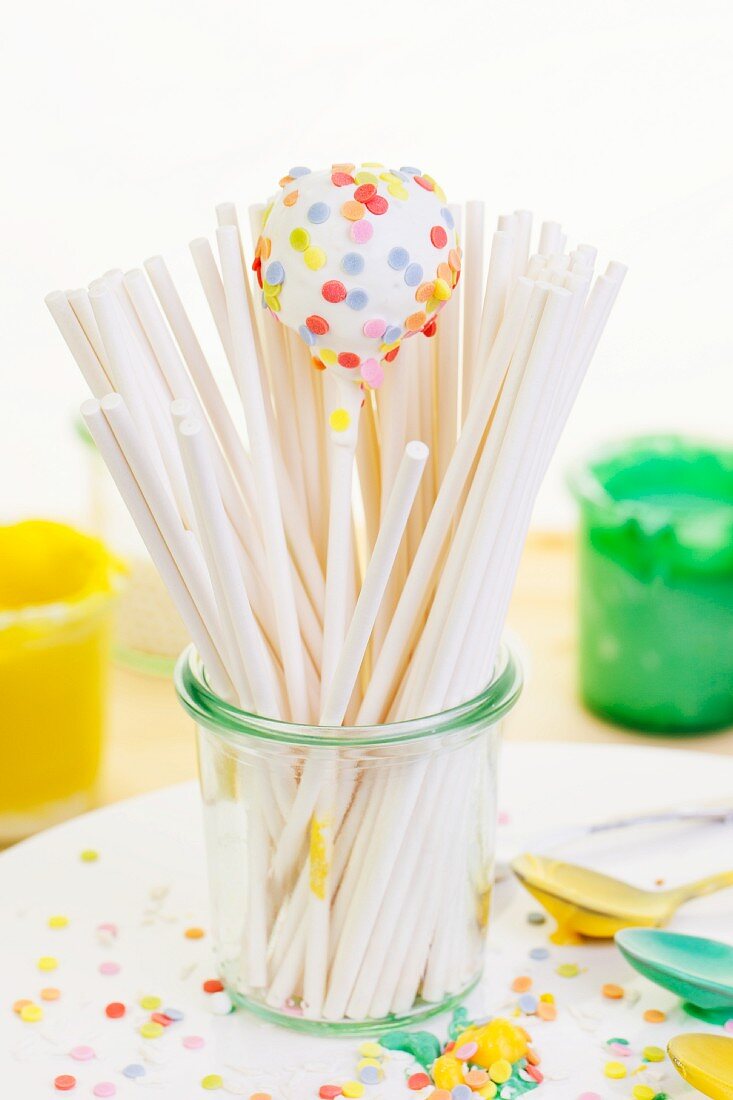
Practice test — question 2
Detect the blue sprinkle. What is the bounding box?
[388,246,409,270]
[346,289,368,311]
[162,1006,184,1021]
[299,325,316,346]
[400,165,421,175]
[518,992,538,1014]
[384,325,402,343]
[451,1086,472,1100]
[358,1065,381,1084]
[307,201,330,224]
[389,168,409,181]
[122,1064,146,1079]
[341,252,365,276]
[289,166,311,177]
[404,262,423,286]
[441,206,455,229]
[265,260,285,285]
[529,946,550,960]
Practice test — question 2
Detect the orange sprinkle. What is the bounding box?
[602,983,625,1000]
[278,175,294,188]
[448,248,462,271]
[644,1009,666,1023]
[415,281,436,303]
[437,262,453,283]
[260,237,271,260]
[465,1069,489,1088]
[13,999,32,1014]
[311,356,326,371]
[405,311,428,332]
[283,190,299,207]
[537,1002,557,1021]
[40,987,60,1001]
[525,1048,541,1066]
[341,200,364,222]
[184,927,205,940]
[332,162,355,174]
[512,975,533,993]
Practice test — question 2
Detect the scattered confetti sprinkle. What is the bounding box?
[407,1072,431,1090]
[512,976,532,993]
[105,1001,125,1018]
[54,1075,76,1091]
[185,926,205,940]
[642,1045,665,1063]
[183,1035,205,1050]
[604,1061,626,1079]
[318,1087,342,1099]
[98,961,119,976]
[556,963,580,978]
[529,947,550,960]
[602,983,624,999]
[80,849,99,862]
[41,987,60,1001]
[201,1074,223,1090]
[20,1003,42,1022]
[140,1022,164,1039]
[632,1087,656,1100]
[49,915,69,929]
[38,956,58,971]
[643,1009,666,1023]
[92,1083,116,1097]
[139,994,162,1010]
[341,1082,364,1098]
[122,1065,146,1079]
[527,912,546,925]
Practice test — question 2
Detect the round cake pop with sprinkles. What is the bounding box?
[253,163,461,389]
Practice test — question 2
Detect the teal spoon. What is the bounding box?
[616,928,733,1025]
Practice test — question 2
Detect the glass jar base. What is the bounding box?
[226,976,480,1036]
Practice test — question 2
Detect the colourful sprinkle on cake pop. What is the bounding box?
[254,163,461,389]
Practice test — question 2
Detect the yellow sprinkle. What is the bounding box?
[37,956,57,971]
[20,1003,43,1022]
[80,849,98,862]
[642,1045,665,1063]
[388,182,409,200]
[632,1087,656,1100]
[329,409,351,433]
[289,227,310,251]
[139,994,162,1010]
[303,246,326,271]
[48,915,68,929]
[379,340,400,354]
[433,278,452,301]
[476,1086,497,1100]
[539,992,555,1003]
[341,1083,364,1099]
[604,1061,626,1079]
[361,162,384,169]
[488,1059,512,1084]
[358,1041,383,1059]
[319,348,337,366]
[556,963,580,978]
[140,1021,164,1039]
[201,1074,223,1090]
[309,817,330,899]
[354,171,378,185]
[262,204,272,226]
[356,1058,382,1072]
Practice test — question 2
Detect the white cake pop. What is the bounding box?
[254,163,461,391]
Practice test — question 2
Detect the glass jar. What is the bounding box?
[0,521,121,844]
[570,435,733,733]
[175,644,521,1034]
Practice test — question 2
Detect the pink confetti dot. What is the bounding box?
[360,359,383,388]
[183,1035,205,1050]
[607,1043,634,1057]
[455,1040,478,1060]
[725,1019,733,1033]
[70,1045,95,1061]
[362,318,386,339]
[576,1094,603,1100]
[92,1085,116,1098]
[498,810,511,825]
[98,961,120,976]
[350,220,373,244]
[97,922,118,936]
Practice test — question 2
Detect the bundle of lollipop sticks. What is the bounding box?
[47,197,625,1020]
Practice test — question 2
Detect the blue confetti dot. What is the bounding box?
[529,946,550,960]
[265,260,285,285]
[307,202,330,224]
[122,1065,146,1079]
[389,168,409,181]
[384,325,402,343]
[162,1006,184,1020]
[400,166,421,175]
[299,325,316,346]
[441,207,455,229]
[388,246,410,270]
[346,289,369,311]
[518,993,538,1014]
[404,262,423,286]
[451,1086,472,1100]
[341,252,365,276]
[289,166,311,177]
[358,1065,381,1084]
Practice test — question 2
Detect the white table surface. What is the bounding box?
[3,741,733,1099]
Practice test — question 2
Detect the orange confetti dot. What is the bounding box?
[465,1069,489,1088]
[405,311,428,332]
[537,1002,557,1021]
[341,200,364,222]
[13,999,32,1014]
[283,190,299,207]
[525,1048,541,1066]
[332,162,355,174]
[643,1009,666,1023]
[41,987,61,1001]
[415,281,436,303]
[448,248,462,272]
[311,356,326,371]
[512,975,533,993]
[602,983,625,1000]
[184,927,205,940]
[260,237,272,260]
[278,175,294,188]
[437,262,453,283]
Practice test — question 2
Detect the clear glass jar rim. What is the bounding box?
[174,642,522,748]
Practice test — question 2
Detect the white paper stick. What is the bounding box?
[461,200,485,419]
[434,203,462,486]
[45,292,111,398]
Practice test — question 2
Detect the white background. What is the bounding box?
[1,0,731,527]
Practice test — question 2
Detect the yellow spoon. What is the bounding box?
[511,852,733,945]
[668,1034,733,1099]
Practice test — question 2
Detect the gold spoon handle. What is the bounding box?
[672,870,733,904]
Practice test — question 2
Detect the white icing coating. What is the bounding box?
[255,163,460,387]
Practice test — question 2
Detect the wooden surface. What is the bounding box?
[98,531,733,808]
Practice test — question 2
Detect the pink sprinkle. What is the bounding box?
[498,810,511,825]
[455,1040,478,1061]
[98,961,120,975]
[725,1019,733,1033]
[350,220,373,244]
[360,359,383,388]
[92,1084,116,1098]
[576,1094,603,1100]
[182,1035,205,1050]
[70,1045,95,1061]
[607,1043,634,1057]
[97,922,117,936]
[363,318,387,339]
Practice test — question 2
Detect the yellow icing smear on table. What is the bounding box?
[0,521,122,819]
